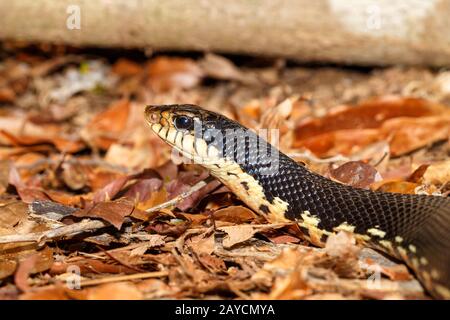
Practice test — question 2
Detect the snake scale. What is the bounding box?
[145,104,450,299]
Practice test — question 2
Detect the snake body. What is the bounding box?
[145,104,450,299]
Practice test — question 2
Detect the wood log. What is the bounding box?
[1,0,450,67]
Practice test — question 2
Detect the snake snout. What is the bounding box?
[145,105,163,125]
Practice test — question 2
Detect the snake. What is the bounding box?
[145,104,450,299]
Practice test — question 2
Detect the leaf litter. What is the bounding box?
[0,44,449,300]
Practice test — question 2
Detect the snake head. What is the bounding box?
[145,104,280,175]
[145,104,239,163]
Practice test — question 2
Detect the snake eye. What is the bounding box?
[174,115,194,131]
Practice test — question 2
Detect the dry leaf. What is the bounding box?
[213,206,257,224]
[85,282,143,300]
[219,225,258,248]
[146,57,203,92]
[421,160,450,186]
[330,161,382,189]
[74,198,135,229]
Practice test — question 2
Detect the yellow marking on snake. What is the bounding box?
[208,158,290,223]
[334,222,356,233]
[367,228,386,238]
[395,236,403,243]
[150,121,290,223]
[297,211,328,245]
[379,240,394,252]
[420,257,428,266]
[431,269,440,280]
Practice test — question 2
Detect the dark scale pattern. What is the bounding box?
[238,130,450,299]
[147,104,450,299]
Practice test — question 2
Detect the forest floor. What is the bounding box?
[0,42,449,300]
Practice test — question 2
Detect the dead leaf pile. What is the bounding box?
[0,45,448,300]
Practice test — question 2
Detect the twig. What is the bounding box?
[79,271,169,287]
[0,219,108,244]
[145,178,212,213]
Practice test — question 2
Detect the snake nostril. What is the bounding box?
[149,113,160,124]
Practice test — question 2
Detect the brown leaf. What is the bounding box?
[164,169,218,211]
[187,233,215,255]
[422,160,450,186]
[85,282,143,300]
[294,96,446,141]
[61,162,88,190]
[383,116,450,156]
[197,253,227,273]
[0,260,17,280]
[19,285,72,300]
[112,58,143,77]
[373,181,419,194]
[0,160,11,195]
[124,178,163,203]
[147,219,190,237]
[0,129,84,153]
[146,57,203,92]
[213,206,257,224]
[218,225,257,248]
[0,87,16,102]
[330,161,382,189]
[407,164,430,183]
[50,259,137,275]
[82,99,131,150]
[74,198,135,229]
[8,166,49,203]
[295,129,381,157]
[14,254,39,292]
[14,247,54,291]
[199,53,257,85]
[92,175,129,203]
[269,234,301,244]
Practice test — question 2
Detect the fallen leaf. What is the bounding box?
[14,247,54,291]
[294,128,381,157]
[82,99,131,150]
[112,58,143,77]
[420,160,450,186]
[0,129,85,153]
[92,175,129,203]
[85,282,143,300]
[0,160,11,194]
[330,161,382,189]
[269,234,301,244]
[19,285,72,300]
[219,225,257,248]
[187,233,215,255]
[407,164,430,183]
[295,96,447,141]
[199,53,257,85]
[74,198,135,229]
[146,57,203,92]
[212,206,257,224]
[383,116,450,156]
[124,178,163,203]
[373,181,419,194]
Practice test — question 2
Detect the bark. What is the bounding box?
[1,0,450,67]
